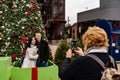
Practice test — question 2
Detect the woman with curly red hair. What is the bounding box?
[59,26,118,80]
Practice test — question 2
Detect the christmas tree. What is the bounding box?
[0,0,44,59]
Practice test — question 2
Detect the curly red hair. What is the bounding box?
[82,26,109,51]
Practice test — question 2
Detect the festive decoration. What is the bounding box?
[0,38,2,47]
[8,2,14,9]
[11,60,58,80]
[32,68,38,80]
[20,36,26,44]
[25,10,30,16]
[0,0,2,3]
[11,53,16,62]
[22,48,26,55]
[31,3,38,10]
[0,0,45,61]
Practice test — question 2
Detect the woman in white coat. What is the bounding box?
[22,36,38,68]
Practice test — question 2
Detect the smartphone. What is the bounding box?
[71,40,77,53]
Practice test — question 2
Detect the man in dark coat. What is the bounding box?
[35,32,49,67]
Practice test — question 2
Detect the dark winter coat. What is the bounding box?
[36,40,49,64]
[59,47,117,80]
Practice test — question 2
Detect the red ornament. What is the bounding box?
[11,34,18,40]
[22,48,26,55]
[21,2,24,6]
[29,25,33,29]
[0,0,2,3]
[20,36,26,44]
[25,10,30,16]
[11,53,16,62]
[9,2,14,9]
[31,3,38,10]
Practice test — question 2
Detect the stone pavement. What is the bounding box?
[49,44,120,72]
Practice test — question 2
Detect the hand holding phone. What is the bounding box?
[71,40,77,53]
[74,47,84,56]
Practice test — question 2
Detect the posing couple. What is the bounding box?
[21,32,50,68]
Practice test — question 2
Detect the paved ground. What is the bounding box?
[49,44,120,72]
